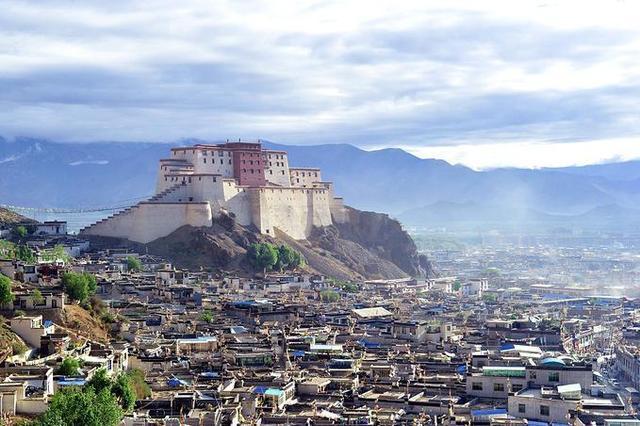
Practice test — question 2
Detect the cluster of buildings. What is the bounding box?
[2,233,640,425]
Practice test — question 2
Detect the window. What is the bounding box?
[540,405,549,416]
[518,404,526,414]
[529,371,537,380]
[512,384,523,392]
[494,383,505,392]
[203,158,207,163]
[472,382,483,391]
[548,372,559,382]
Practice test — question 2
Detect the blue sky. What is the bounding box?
[1,0,640,169]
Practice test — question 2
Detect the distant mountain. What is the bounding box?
[1,137,639,232]
[551,160,640,181]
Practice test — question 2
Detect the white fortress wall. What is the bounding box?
[83,202,212,243]
[252,186,332,239]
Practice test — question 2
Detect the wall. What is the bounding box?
[250,186,333,239]
[265,151,290,187]
[82,202,212,243]
[290,168,322,188]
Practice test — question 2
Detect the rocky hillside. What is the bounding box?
[86,208,433,280]
[0,207,31,226]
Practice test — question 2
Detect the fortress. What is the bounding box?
[80,140,347,243]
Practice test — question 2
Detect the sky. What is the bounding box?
[1,0,640,169]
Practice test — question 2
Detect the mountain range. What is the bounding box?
[2,136,640,232]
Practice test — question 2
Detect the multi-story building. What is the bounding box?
[81,140,347,243]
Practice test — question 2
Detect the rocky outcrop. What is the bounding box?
[84,207,434,280]
[326,206,433,278]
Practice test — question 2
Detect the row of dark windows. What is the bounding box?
[203,158,232,165]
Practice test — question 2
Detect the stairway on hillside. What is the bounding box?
[79,183,185,234]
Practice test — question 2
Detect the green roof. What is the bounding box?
[482,366,526,377]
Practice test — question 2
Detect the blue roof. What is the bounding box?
[253,386,268,394]
[456,364,467,374]
[291,350,306,357]
[44,320,53,327]
[265,388,284,397]
[471,409,507,417]
[358,339,382,349]
[58,379,86,386]
[167,377,187,387]
[541,357,566,367]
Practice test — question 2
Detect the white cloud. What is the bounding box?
[1,0,640,168]
[401,138,640,170]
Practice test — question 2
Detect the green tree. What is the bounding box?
[40,245,72,264]
[0,239,15,258]
[87,368,112,393]
[247,243,279,272]
[61,272,97,303]
[126,369,151,400]
[15,225,28,239]
[453,281,462,292]
[57,357,81,376]
[15,244,36,263]
[276,245,295,271]
[200,310,214,323]
[37,386,123,426]
[86,368,137,412]
[0,275,14,306]
[320,289,340,302]
[112,373,136,412]
[125,256,142,272]
[31,288,45,306]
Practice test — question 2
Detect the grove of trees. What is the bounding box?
[61,272,97,303]
[247,243,304,272]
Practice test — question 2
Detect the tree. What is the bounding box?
[86,368,136,412]
[276,245,295,271]
[200,310,214,323]
[0,239,15,258]
[31,288,44,306]
[247,243,279,272]
[15,244,36,263]
[0,275,14,306]
[15,225,28,239]
[112,374,136,412]
[57,357,81,376]
[87,368,112,393]
[452,281,462,292]
[40,245,72,264]
[125,256,142,272]
[61,272,97,303]
[320,289,340,302]
[126,369,151,400]
[37,386,123,426]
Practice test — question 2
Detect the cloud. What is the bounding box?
[1,0,640,168]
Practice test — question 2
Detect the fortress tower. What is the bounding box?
[80,140,347,243]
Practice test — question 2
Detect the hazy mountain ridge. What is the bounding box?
[1,137,639,230]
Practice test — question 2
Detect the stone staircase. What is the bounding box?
[79,183,184,234]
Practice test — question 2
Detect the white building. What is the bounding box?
[10,315,55,348]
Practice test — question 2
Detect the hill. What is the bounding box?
[85,209,432,281]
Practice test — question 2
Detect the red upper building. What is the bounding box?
[225,142,266,187]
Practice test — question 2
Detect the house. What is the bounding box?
[35,221,67,236]
[9,316,55,348]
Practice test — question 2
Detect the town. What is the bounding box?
[1,218,640,426]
